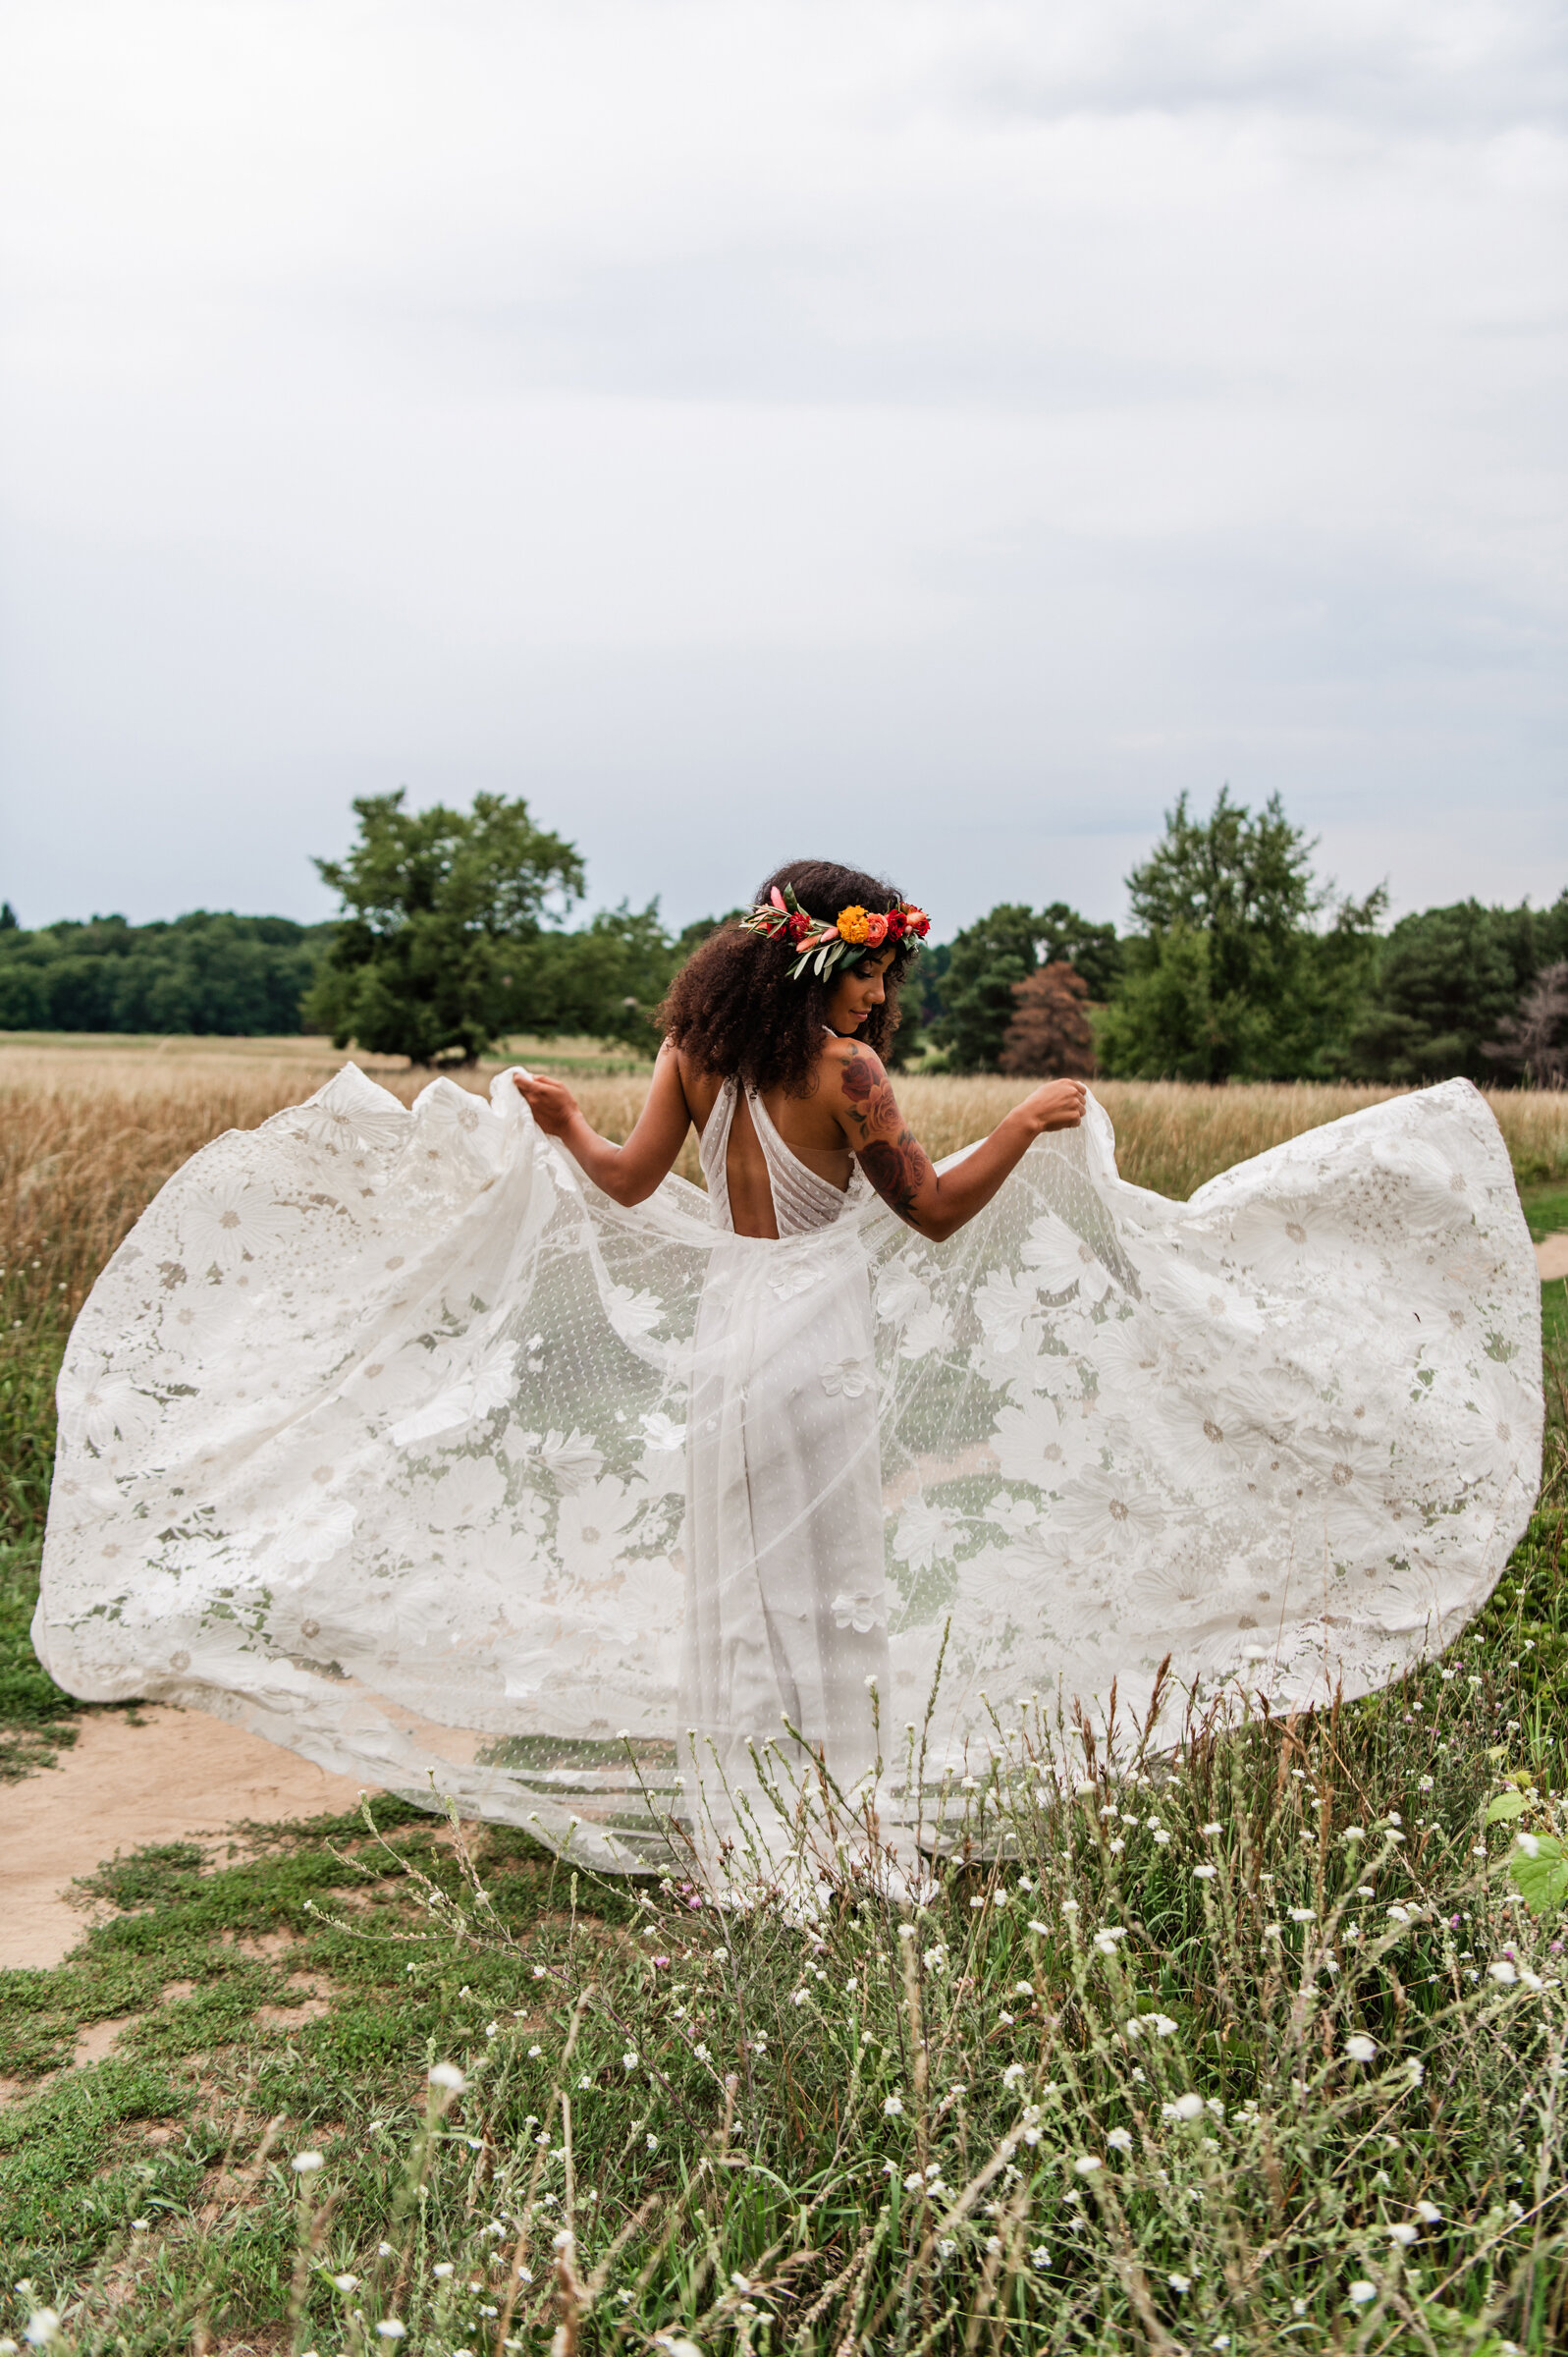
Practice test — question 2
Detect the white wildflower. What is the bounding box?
[884,2095,904,2117]
[1073,2155,1102,2175]
[428,2063,466,2092]
[1348,2282,1377,2307]
[1107,2126,1133,2153]
[292,2151,325,2173]
[1345,2035,1377,2062]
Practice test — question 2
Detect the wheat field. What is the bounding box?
[3,1032,1565,1316]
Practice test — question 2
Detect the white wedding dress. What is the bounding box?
[34,1067,1541,1871]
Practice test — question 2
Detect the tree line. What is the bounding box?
[3,786,1564,1083]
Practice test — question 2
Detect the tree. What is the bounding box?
[931,904,1121,1071]
[0,909,330,1033]
[999,960,1098,1077]
[1351,902,1526,1084]
[1485,961,1568,1088]
[1097,789,1385,1081]
[305,792,584,1065]
[514,902,681,1055]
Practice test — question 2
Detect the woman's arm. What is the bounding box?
[827,1042,1085,1242]
[512,1043,692,1207]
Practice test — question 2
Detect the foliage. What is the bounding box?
[1350,902,1541,1086]
[998,961,1098,1078]
[1095,790,1386,1082]
[931,904,1121,1073]
[306,792,587,1066]
[1486,961,1568,1089]
[0,911,331,1035]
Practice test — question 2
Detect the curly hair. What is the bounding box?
[659,857,917,1097]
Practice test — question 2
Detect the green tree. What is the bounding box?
[514,902,680,1055]
[306,792,585,1065]
[1351,902,1530,1084]
[930,903,1121,1071]
[1097,789,1384,1081]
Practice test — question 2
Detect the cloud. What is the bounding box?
[0,0,1563,931]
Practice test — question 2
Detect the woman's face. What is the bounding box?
[826,949,895,1036]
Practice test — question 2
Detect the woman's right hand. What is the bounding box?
[1022,1077,1089,1133]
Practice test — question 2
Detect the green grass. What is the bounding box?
[2,1174,1566,2352]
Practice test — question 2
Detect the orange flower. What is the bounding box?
[836,905,871,944]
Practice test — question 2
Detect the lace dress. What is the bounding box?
[680,1077,885,1857]
[32,1067,1541,1870]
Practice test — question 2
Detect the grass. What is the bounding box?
[1,1038,1566,2353]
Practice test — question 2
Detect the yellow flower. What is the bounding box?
[836,905,871,944]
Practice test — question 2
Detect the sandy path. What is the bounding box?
[1,1708,378,1972]
[1539,1233,1568,1283]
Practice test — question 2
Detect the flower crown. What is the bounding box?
[740,883,931,981]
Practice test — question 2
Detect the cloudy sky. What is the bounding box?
[2,0,1564,938]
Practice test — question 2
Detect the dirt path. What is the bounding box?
[0,1708,378,1971]
[1539,1233,1568,1282]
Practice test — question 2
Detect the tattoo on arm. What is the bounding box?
[860,1128,934,1226]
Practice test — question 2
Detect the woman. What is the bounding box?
[34,860,1541,1873]
[511,858,1086,1867]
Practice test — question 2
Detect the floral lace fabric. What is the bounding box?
[34,1067,1541,1869]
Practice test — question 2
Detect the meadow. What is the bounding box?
[1,1036,1566,2356]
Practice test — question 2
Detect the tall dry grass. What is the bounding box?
[3,1037,1564,1325]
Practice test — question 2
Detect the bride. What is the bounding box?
[34,859,1541,1873]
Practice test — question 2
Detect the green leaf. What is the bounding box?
[1508,1835,1568,1918]
[1484,1788,1527,1822]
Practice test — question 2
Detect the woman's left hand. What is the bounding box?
[513,1070,581,1137]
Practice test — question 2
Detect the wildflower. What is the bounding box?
[1489,1960,1519,1985]
[1164,2094,1205,2122]
[730,2272,752,2292]
[1192,1865,1217,1881]
[1002,2061,1027,2088]
[433,2263,455,2278]
[378,2241,395,2256]
[429,2063,466,2092]
[1288,1906,1315,1923]
[1153,1828,1171,1844]
[622,2050,639,2071]
[1167,2273,1191,2293]
[1073,2155,1102,2174]
[528,2045,543,2057]
[1389,2222,1418,2246]
[332,2275,358,2292]
[131,2219,149,2231]
[791,1988,810,2006]
[578,2075,593,2090]
[1419,1776,1434,1791]
[24,2319,61,2349]
[884,2095,905,2116]
[1348,2282,1377,2306]
[532,1964,548,1978]
[924,1946,946,1971]
[1417,2201,1441,2223]
[376,2327,406,2342]
[1342,1826,1365,1842]
[692,2044,711,2062]
[903,2169,925,2191]
[1407,2059,1425,2087]
[1031,2246,1051,2267]
[1345,2035,1377,2062]
[1014,1979,1035,1997]
[292,2151,326,2173]
[1107,2126,1133,2152]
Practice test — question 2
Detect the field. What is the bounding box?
[2,1036,1567,2356]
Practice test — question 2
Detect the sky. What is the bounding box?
[1,0,1564,940]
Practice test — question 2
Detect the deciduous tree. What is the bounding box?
[306,792,584,1065]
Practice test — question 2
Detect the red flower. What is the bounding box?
[903,906,931,938]
[787,911,811,943]
[884,908,906,941]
